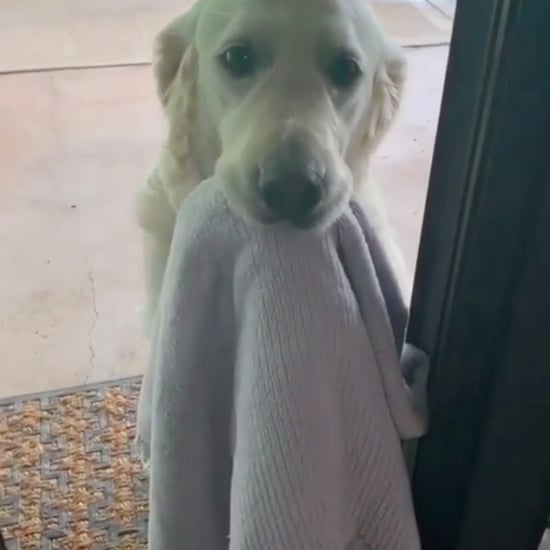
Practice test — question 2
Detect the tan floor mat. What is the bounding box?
[0,0,452,74]
[0,378,148,549]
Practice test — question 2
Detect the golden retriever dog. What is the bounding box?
[136,0,410,334]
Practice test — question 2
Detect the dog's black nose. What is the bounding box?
[258,146,325,222]
[259,172,323,219]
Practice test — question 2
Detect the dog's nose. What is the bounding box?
[260,173,323,219]
[258,150,325,221]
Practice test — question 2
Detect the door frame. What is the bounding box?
[405,0,550,548]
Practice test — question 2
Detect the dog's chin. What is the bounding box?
[292,185,352,232]
[219,174,279,226]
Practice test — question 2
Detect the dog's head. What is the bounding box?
[155,0,405,227]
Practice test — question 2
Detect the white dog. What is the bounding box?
[136,0,410,334]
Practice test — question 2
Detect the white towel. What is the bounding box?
[137,177,428,550]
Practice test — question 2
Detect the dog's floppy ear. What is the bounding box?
[364,44,406,154]
[153,3,202,106]
[153,3,204,203]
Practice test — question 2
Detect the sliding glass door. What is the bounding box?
[406,0,550,548]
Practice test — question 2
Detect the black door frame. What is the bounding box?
[406,0,550,548]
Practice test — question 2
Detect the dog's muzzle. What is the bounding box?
[257,138,326,225]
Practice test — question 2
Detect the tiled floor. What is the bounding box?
[0,1,450,398]
[0,0,451,72]
[0,65,159,397]
[425,0,456,18]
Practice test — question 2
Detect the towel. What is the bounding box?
[137,177,429,550]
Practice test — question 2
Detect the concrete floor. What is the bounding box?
[425,0,456,18]
[0,2,450,399]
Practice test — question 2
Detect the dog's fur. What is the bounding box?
[136,0,410,334]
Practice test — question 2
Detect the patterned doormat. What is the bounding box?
[3,378,548,550]
[0,377,148,550]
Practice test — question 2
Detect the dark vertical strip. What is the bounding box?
[457,165,550,550]
[405,0,550,548]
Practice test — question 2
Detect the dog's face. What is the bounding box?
[156,0,405,227]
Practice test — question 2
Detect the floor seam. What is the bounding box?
[0,61,151,77]
[0,43,450,77]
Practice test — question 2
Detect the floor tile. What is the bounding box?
[372,45,449,274]
[0,0,450,72]
[0,65,162,397]
[0,46,449,397]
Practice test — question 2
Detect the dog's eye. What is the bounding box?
[220,44,256,79]
[327,55,362,89]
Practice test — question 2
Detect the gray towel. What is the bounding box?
[137,177,428,550]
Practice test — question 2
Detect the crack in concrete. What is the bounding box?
[85,268,99,384]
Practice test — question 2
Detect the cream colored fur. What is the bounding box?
[136,0,410,334]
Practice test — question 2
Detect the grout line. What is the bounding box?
[424,0,455,20]
[0,60,151,77]
[403,41,450,49]
[0,42,450,78]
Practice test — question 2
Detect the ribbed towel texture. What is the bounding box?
[137,177,428,550]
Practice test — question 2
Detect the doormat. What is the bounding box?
[1,377,549,549]
[0,378,148,550]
